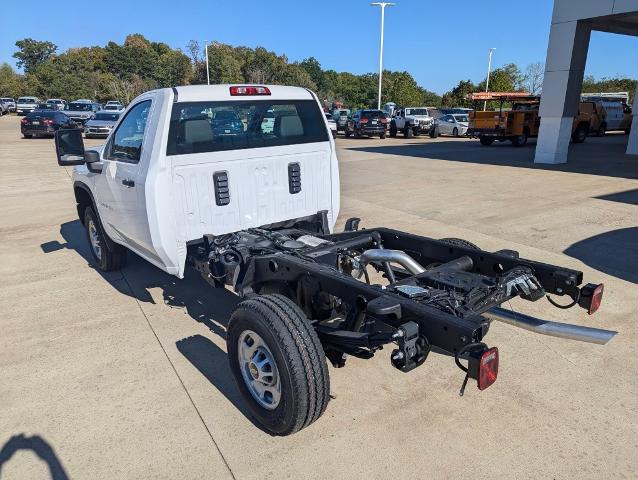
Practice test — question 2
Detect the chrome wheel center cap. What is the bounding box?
[249,362,259,379]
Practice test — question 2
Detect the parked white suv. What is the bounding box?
[16,96,40,115]
[1,97,16,112]
[389,107,436,137]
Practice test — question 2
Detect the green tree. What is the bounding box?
[478,63,522,93]
[13,38,57,74]
[0,63,24,98]
[299,57,324,89]
[441,80,478,107]
[206,42,244,84]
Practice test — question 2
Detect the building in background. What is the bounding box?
[536,0,638,164]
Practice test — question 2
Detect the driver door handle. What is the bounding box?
[122,179,135,188]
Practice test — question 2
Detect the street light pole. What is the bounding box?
[205,42,210,85]
[371,2,395,110]
[483,47,496,110]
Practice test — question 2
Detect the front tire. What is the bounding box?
[452,127,459,137]
[83,206,127,271]
[404,125,414,138]
[572,124,587,143]
[227,294,330,436]
[389,121,397,137]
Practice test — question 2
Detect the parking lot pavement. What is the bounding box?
[1,114,637,479]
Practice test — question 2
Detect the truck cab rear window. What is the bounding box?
[166,99,329,156]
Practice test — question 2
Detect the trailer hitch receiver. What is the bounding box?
[391,321,429,372]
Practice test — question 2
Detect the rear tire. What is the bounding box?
[227,294,330,436]
[380,132,386,139]
[430,126,439,138]
[426,238,480,269]
[597,122,607,137]
[510,132,528,147]
[439,237,480,250]
[572,124,587,143]
[479,136,494,146]
[344,127,351,138]
[83,206,127,272]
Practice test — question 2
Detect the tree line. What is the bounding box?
[1,35,635,108]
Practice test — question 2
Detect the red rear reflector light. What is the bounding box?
[21,118,28,124]
[229,86,271,96]
[359,117,369,124]
[589,283,604,315]
[380,117,388,123]
[477,347,499,390]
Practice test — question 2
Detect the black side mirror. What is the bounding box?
[55,129,86,166]
[85,150,103,173]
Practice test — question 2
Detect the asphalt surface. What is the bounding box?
[1,114,636,479]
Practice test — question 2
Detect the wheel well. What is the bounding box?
[74,186,93,223]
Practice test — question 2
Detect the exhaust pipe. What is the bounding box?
[486,306,617,345]
[359,249,426,276]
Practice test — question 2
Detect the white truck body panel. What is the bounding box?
[73,85,340,278]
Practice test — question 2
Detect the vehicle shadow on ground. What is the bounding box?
[564,227,638,284]
[176,334,264,431]
[41,220,240,339]
[345,134,638,180]
[40,221,260,426]
[0,434,69,480]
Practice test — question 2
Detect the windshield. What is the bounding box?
[167,99,329,156]
[453,115,469,123]
[405,108,428,116]
[212,110,240,122]
[325,113,333,120]
[94,113,120,121]
[18,98,36,104]
[361,110,383,119]
[67,103,93,111]
[338,110,349,117]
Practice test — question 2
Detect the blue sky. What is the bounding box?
[1,0,637,94]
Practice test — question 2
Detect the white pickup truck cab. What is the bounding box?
[58,84,339,278]
[55,84,613,436]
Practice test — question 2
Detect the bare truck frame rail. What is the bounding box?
[189,212,614,400]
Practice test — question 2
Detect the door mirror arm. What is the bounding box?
[85,150,103,173]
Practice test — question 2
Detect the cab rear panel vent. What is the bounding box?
[288,162,301,194]
[213,171,230,206]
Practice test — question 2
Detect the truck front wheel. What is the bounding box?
[83,206,127,271]
[389,121,397,137]
[227,294,330,436]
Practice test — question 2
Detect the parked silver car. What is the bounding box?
[64,100,99,125]
[1,97,16,112]
[84,110,121,138]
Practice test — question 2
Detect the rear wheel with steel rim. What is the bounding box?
[453,127,459,137]
[227,294,330,435]
[83,206,127,271]
[237,330,282,410]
